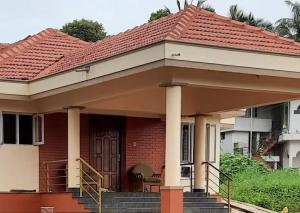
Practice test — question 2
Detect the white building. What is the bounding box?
[221,101,300,169]
[279,100,300,168]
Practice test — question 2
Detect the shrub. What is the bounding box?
[220,154,300,212]
[220,154,266,178]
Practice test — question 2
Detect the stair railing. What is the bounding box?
[202,162,232,212]
[77,158,105,213]
[44,159,68,192]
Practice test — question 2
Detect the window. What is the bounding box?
[221,132,225,140]
[19,115,33,144]
[181,123,194,163]
[181,166,191,178]
[206,124,217,163]
[3,114,16,144]
[33,114,44,145]
[0,113,44,145]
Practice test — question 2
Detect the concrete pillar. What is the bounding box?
[164,86,182,187]
[67,107,81,189]
[194,116,206,192]
[289,155,293,168]
[161,86,183,213]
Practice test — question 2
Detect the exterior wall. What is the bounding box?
[0,145,39,192]
[233,117,272,132]
[0,193,88,213]
[125,117,165,191]
[39,113,90,192]
[282,140,300,169]
[221,132,249,155]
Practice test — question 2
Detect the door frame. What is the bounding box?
[89,115,126,192]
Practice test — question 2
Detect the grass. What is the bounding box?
[220,154,300,212]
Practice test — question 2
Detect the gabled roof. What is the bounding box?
[0,29,89,80]
[2,6,300,81]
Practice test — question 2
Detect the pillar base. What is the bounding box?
[67,188,80,197]
[193,188,205,193]
[160,186,183,213]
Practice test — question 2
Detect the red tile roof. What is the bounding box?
[2,6,300,81]
[0,29,89,80]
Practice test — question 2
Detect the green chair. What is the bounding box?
[132,164,161,192]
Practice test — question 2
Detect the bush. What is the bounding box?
[220,154,266,178]
[220,154,300,212]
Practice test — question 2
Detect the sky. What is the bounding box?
[0,0,292,43]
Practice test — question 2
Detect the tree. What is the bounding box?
[177,0,215,12]
[61,19,107,42]
[148,7,171,22]
[229,5,273,31]
[275,0,300,42]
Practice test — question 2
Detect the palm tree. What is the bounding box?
[229,5,273,31]
[177,0,215,12]
[275,0,300,42]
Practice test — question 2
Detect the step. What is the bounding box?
[184,192,209,197]
[184,207,229,213]
[102,207,160,213]
[118,201,160,208]
[184,202,225,208]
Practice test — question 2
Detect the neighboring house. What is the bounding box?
[1,6,300,213]
[221,101,300,170]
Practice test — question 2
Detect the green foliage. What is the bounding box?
[220,154,266,178]
[229,5,273,31]
[220,154,300,212]
[275,0,300,42]
[61,19,107,42]
[148,8,172,22]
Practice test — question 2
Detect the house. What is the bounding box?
[1,6,300,213]
[221,100,300,170]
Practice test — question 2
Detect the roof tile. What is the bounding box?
[2,6,300,81]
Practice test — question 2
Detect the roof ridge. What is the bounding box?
[167,6,198,40]
[92,10,184,46]
[48,28,91,45]
[208,10,300,48]
[0,29,52,63]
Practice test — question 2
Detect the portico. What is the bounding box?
[1,6,300,213]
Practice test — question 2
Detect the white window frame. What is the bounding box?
[0,112,44,146]
[33,114,44,145]
[206,124,217,163]
[180,123,195,164]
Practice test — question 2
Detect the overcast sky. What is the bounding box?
[0,0,292,43]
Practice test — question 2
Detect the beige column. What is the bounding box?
[164,86,182,187]
[194,116,206,191]
[67,107,81,189]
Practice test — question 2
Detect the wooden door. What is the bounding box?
[90,116,121,191]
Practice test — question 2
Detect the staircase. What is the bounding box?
[259,139,278,156]
[100,192,228,213]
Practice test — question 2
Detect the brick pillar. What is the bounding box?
[161,187,183,213]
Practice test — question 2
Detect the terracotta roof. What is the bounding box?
[39,6,300,79]
[0,29,89,80]
[2,6,300,81]
[0,43,11,54]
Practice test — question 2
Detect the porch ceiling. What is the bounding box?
[30,66,300,117]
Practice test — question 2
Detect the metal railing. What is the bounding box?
[203,162,232,212]
[44,159,68,192]
[77,158,105,213]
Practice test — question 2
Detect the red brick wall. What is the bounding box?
[39,114,166,192]
[39,113,90,192]
[125,117,166,191]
